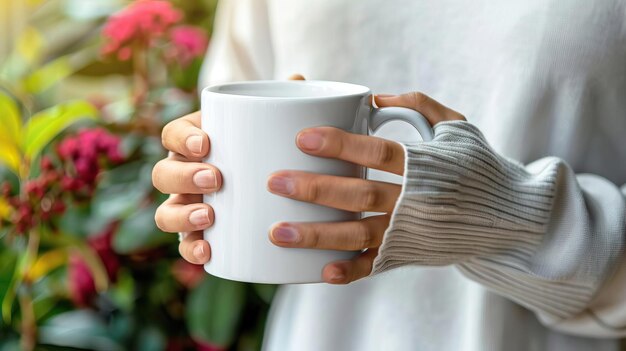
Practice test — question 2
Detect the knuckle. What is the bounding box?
[307,226,321,247]
[305,177,323,202]
[179,166,195,188]
[324,128,346,157]
[409,92,429,108]
[359,184,380,211]
[372,140,396,167]
[180,241,197,262]
[355,222,374,248]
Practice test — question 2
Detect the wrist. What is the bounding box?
[371,121,560,274]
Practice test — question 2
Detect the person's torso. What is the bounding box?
[261,1,626,350]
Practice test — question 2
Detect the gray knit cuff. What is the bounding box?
[369,121,622,320]
[372,121,559,272]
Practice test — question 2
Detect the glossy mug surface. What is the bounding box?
[201,80,433,284]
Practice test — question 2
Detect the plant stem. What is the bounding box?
[132,45,149,107]
[132,44,162,135]
[18,289,36,351]
[18,227,40,351]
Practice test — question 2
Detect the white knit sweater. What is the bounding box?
[200,0,626,350]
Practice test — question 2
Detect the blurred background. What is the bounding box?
[0,1,277,350]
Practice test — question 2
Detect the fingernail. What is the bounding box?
[297,131,324,151]
[329,267,346,283]
[272,225,300,243]
[193,169,217,189]
[268,176,295,195]
[186,135,203,155]
[189,208,210,226]
[193,245,205,261]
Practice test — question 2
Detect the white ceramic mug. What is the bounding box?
[201,80,433,284]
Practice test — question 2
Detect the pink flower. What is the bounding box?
[168,25,208,66]
[57,137,79,160]
[171,259,205,289]
[68,224,120,307]
[68,255,95,307]
[57,128,123,193]
[101,0,183,60]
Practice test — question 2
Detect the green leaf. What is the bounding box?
[0,251,18,324]
[186,275,246,346]
[22,100,97,160]
[56,204,92,239]
[108,269,135,313]
[25,248,67,282]
[2,248,26,323]
[39,310,122,350]
[32,269,72,323]
[0,93,21,145]
[252,284,278,304]
[23,56,73,94]
[112,205,172,254]
[32,295,58,322]
[0,339,20,351]
[92,181,149,223]
[136,325,167,351]
[0,140,20,175]
[0,93,22,174]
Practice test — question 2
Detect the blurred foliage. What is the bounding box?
[0,1,278,350]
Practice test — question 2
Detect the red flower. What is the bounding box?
[40,156,54,171]
[68,224,120,307]
[101,0,182,60]
[168,25,208,66]
[24,180,44,199]
[13,203,34,234]
[1,182,11,198]
[68,255,96,307]
[57,137,79,160]
[57,128,123,194]
[171,259,205,289]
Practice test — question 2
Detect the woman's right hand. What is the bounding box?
[152,111,220,264]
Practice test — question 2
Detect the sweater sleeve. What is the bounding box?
[370,120,626,336]
[199,0,273,87]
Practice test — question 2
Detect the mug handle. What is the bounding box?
[369,106,434,141]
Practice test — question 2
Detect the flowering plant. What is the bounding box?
[0,1,274,350]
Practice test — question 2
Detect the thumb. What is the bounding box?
[375,92,465,126]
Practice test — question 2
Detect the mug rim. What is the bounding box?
[202,80,371,100]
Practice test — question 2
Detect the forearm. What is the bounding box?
[371,121,626,334]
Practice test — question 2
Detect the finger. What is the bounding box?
[296,127,406,175]
[155,194,214,233]
[152,159,222,194]
[268,171,401,212]
[288,74,306,80]
[161,111,210,160]
[269,215,390,250]
[322,248,378,284]
[375,92,465,126]
[179,231,211,264]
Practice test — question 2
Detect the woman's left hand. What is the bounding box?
[267,92,465,284]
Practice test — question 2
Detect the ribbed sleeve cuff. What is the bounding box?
[372,121,558,270]
[370,121,600,319]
